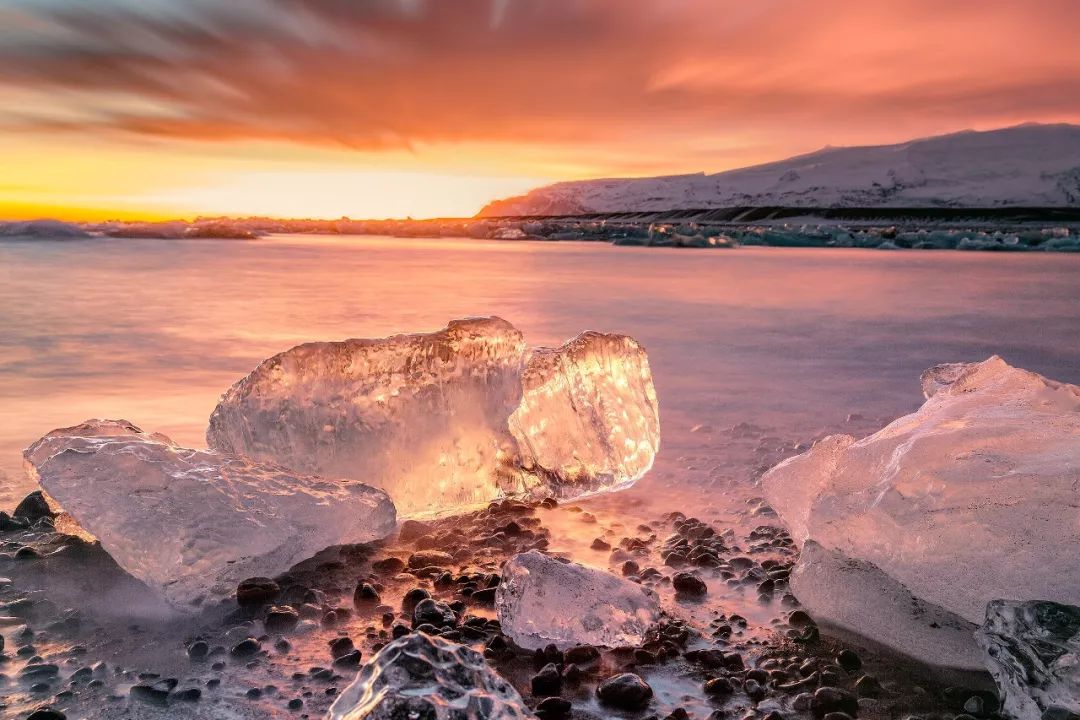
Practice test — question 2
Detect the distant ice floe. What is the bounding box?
[24,419,395,611]
[0,219,89,238]
[763,356,1080,670]
[207,317,660,516]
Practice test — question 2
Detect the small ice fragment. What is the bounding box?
[495,550,660,650]
[24,419,396,611]
[327,633,535,719]
[208,317,659,516]
[976,600,1080,720]
[763,356,1080,666]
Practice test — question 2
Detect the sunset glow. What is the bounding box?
[3,0,1079,219]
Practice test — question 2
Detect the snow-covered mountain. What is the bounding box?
[480,124,1080,216]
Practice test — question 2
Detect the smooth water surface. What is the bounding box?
[2,235,1078,512]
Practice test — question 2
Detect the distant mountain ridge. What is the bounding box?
[479,124,1080,216]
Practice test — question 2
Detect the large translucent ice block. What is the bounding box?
[208,318,659,516]
[763,357,1080,665]
[25,419,396,611]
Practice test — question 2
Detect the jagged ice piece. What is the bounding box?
[763,356,1080,666]
[976,601,1080,720]
[24,420,396,611]
[207,317,659,516]
[327,633,535,720]
[495,550,660,650]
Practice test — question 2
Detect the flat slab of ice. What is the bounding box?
[208,317,659,516]
[496,550,660,650]
[763,356,1080,667]
[25,420,396,611]
[327,633,535,719]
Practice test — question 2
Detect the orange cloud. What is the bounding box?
[1,0,1078,218]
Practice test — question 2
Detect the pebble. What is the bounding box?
[230,638,261,657]
[810,687,859,718]
[531,663,562,696]
[236,577,280,608]
[596,673,653,710]
[672,571,708,597]
[535,695,571,718]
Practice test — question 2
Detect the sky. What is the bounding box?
[1,0,1079,220]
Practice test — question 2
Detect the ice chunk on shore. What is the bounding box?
[328,633,535,720]
[791,542,985,670]
[977,601,1080,720]
[25,420,396,611]
[496,550,660,650]
[208,317,659,516]
[763,356,1080,666]
[511,332,659,496]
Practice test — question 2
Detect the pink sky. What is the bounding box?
[2,0,1078,218]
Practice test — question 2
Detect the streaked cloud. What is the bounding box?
[1,0,1078,218]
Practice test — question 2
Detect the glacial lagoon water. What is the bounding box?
[2,233,1079,515]
[2,233,1080,718]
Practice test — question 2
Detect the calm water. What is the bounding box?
[1,234,1079,513]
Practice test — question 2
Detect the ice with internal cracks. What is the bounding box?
[24,419,396,611]
[327,633,535,719]
[207,317,660,516]
[763,356,1080,668]
[496,550,661,650]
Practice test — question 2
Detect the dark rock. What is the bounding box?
[565,645,601,665]
[591,538,611,551]
[173,688,202,702]
[532,662,562,696]
[704,677,735,695]
[0,511,29,531]
[412,598,456,629]
[130,684,170,705]
[329,637,355,659]
[597,673,653,710]
[26,710,66,720]
[401,587,431,612]
[535,696,572,719]
[353,582,380,605]
[264,606,300,634]
[236,578,280,608]
[187,640,210,659]
[837,649,862,674]
[333,649,362,667]
[811,687,859,718]
[672,571,708,597]
[230,637,261,657]
[470,587,497,605]
[372,557,407,574]
[287,698,303,710]
[14,491,54,522]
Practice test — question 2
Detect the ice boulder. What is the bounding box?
[207,317,659,516]
[763,356,1080,668]
[977,601,1080,720]
[510,332,659,496]
[24,420,396,611]
[496,550,660,650]
[327,633,535,720]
